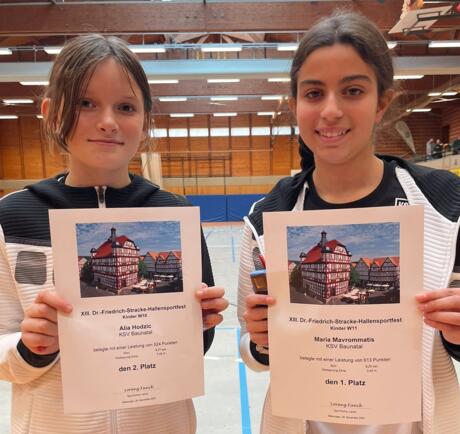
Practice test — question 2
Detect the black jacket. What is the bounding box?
[0,173,215,366]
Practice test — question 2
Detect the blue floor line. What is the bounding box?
[204,229,213,240]
[236,328,252,434]
[231,235,236,263]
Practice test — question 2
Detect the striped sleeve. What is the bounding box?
[0,225,58,384]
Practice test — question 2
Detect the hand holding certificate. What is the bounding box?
[50,207,206,413]
[263,205,424,425]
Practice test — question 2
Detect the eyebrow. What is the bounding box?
[299,75,372,86]
[83,93,141,102]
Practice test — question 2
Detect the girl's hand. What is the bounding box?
[196,283,228,330]
[243,293,276,346]
[416,288,460,345]
[20,290,73,355]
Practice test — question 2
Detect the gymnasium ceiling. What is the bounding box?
[0,0,459,122]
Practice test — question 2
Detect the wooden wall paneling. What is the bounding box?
[210,114,230,179]
[231,115,251,176]
[168,117,190,178]
[376,113,442,157]
[0,119,23,179]
[17,118,25,178]
[228,116,233,178]
[154,137,169,177]
[251,114,272,175]
[252,135,271,175]
[189,115,211,178]
[442,105,460,141]
[272,135,293,175]
[21,117,46,179]
[231,136,251,176]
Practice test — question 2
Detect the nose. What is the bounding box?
[320,93,343,121]
[97,108,118,133]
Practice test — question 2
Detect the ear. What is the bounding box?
[288,96,297,120]
[41,97,50,119]
[375,89,395,124]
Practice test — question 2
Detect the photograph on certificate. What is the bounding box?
[264,206,423,426]
[288,223,400,306]
[50,207,204,414]
[76,221,183,298]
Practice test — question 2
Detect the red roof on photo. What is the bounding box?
[388,256,400,266]
[93,236,132,259]
[372,257,387,267]
[301,240,344,264]
[146,251,159,261]
[157,252,170,262]
[360,257,373,268]
[171,250,182,260]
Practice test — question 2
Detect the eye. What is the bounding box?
[80,98,95,108]
[345,87,364,96]
[304,89,323,100]
[119,103,135,113]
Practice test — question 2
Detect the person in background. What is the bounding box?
[425,137,434,160]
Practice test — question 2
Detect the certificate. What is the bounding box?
[50,207,204,414]
[264,206,423,425]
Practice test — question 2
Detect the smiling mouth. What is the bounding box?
[315,129,350,138]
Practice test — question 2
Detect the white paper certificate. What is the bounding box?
[50,207,204,414]
[264,205,423,425]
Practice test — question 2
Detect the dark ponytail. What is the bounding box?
[298,136,315,171]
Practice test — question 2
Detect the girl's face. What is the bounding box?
[290,44,391,168]
[66,58,146,183]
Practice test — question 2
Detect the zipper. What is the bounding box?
[95,186,107,208]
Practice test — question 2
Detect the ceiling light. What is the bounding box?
[20,81,49,86]
[387,42,397,49]
[428,92,442,97]
[210,96,238,101]
[0,115,18,119]
[406,108,431,112]
[3,99,34,104]
[428,41,460,48]
[159,97,187,102]
[442,91,457,96]
[207,78,240,83]
[277,44,298,52]
[213,113,237,117]
[0,48,12,55]
[201,44,242,53]
[44,47,62,55]
[268,77,291,83]
[148,79,179,84]
[129,45,166,54]
[261,95,284,100]
[257,112,275,116]
[394,75,424,80]
[170,113,194,117]
[36,115,43,119]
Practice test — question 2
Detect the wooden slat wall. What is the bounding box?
[1,110,458,197]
